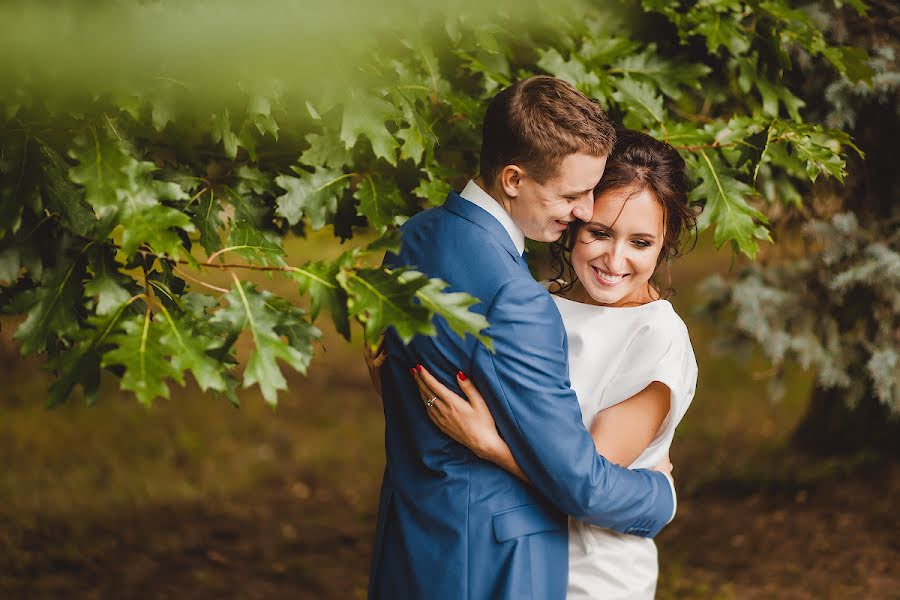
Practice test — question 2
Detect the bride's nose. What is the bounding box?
[604,242,627,273]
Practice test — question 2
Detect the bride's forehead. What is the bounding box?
[591,188,662,224]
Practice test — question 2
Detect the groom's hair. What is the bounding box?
[479,76,615,186]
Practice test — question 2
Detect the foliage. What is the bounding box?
[0,0,871,406]
[698,2,900,417]
[700,213,899,412]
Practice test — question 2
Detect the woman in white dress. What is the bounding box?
[404,129,699,599]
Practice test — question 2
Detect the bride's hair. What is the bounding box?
[549,129,700,298]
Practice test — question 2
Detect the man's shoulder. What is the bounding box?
[399,204,523,282]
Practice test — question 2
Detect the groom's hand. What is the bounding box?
[363,333,387,403]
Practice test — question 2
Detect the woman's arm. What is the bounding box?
[411,365,672,479]
[589,381,670,467]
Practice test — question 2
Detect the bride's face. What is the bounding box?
[571,186,665,307]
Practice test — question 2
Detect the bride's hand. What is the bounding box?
[412,364,503,460]
[363,333,387,401]
[654,452,674,477]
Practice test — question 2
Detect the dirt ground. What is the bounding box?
[2,457,897,599]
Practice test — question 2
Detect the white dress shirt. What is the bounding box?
[459,180,525,256]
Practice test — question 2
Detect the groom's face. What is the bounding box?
[505,153,607,243]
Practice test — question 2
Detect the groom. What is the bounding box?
[368,76,675,599]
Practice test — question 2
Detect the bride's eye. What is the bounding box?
[589,230,610,240]
[632,239,652,248]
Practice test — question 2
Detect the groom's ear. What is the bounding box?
[499,165,525,199]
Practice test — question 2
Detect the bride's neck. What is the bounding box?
[560,280,659,308]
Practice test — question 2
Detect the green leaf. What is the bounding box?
[212,281,317,405]
[689,6,750,55]
[225,185,268,226]
[412,163,454,207]
[263,295,321,362]
[0,248,20,283]
[611,46,710,99]
[102,312,182,406]
[537,48,603,99]
[119,202,195,259]
[653,121,716,148]
[396,123,427,165]
[300,132,351,169]
[612,77,666,128]
[246,93,279,140]
[14,258,86,354]
[288,252,354,339]
[84,246,133,315]
[46,304,131,407]
[84,275,131,316]
[825,45,875,84]
[227,219,286,266]
[338,266,433,346]
[354,174,408,232]
[192,190,224,255]
[413,276,493,351]
[579,36,641,65]
[35,140,96,237]
[68,126,135,219]
[691,150,771,259]
[366,229,403,254]
[770,121,853,183]
[157,309,228,394]
[69,124,194,259]
[150,94,177,132]
[711,116,769,171]
[455,48,512,96]
[340,93,401,165]
[274,166,351,229]
[210,110,240,159]
[392,91,437,165]
[235,165,274,197]
[754,71,806,121]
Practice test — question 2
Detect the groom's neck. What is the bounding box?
[476,176,514,216]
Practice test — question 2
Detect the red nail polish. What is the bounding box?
[457,371,468,381]
[409,368,416,376]
[416,364,423,373]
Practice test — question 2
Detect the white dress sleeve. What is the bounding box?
[597,309,698,440]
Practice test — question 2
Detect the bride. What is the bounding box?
[368,129,699,599]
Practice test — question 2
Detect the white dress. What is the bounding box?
[552,295,698,600]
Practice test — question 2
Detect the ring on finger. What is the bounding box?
[425,395,438,408]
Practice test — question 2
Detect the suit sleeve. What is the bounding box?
[471,279,675,537]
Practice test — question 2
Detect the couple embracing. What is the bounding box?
[364,76,699,599]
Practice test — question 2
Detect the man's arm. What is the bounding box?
[469,279,674,537]
[412,369,673,478]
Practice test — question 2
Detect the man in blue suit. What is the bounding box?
[368,76,676,600]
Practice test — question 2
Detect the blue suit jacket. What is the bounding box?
[368,192,675,600]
